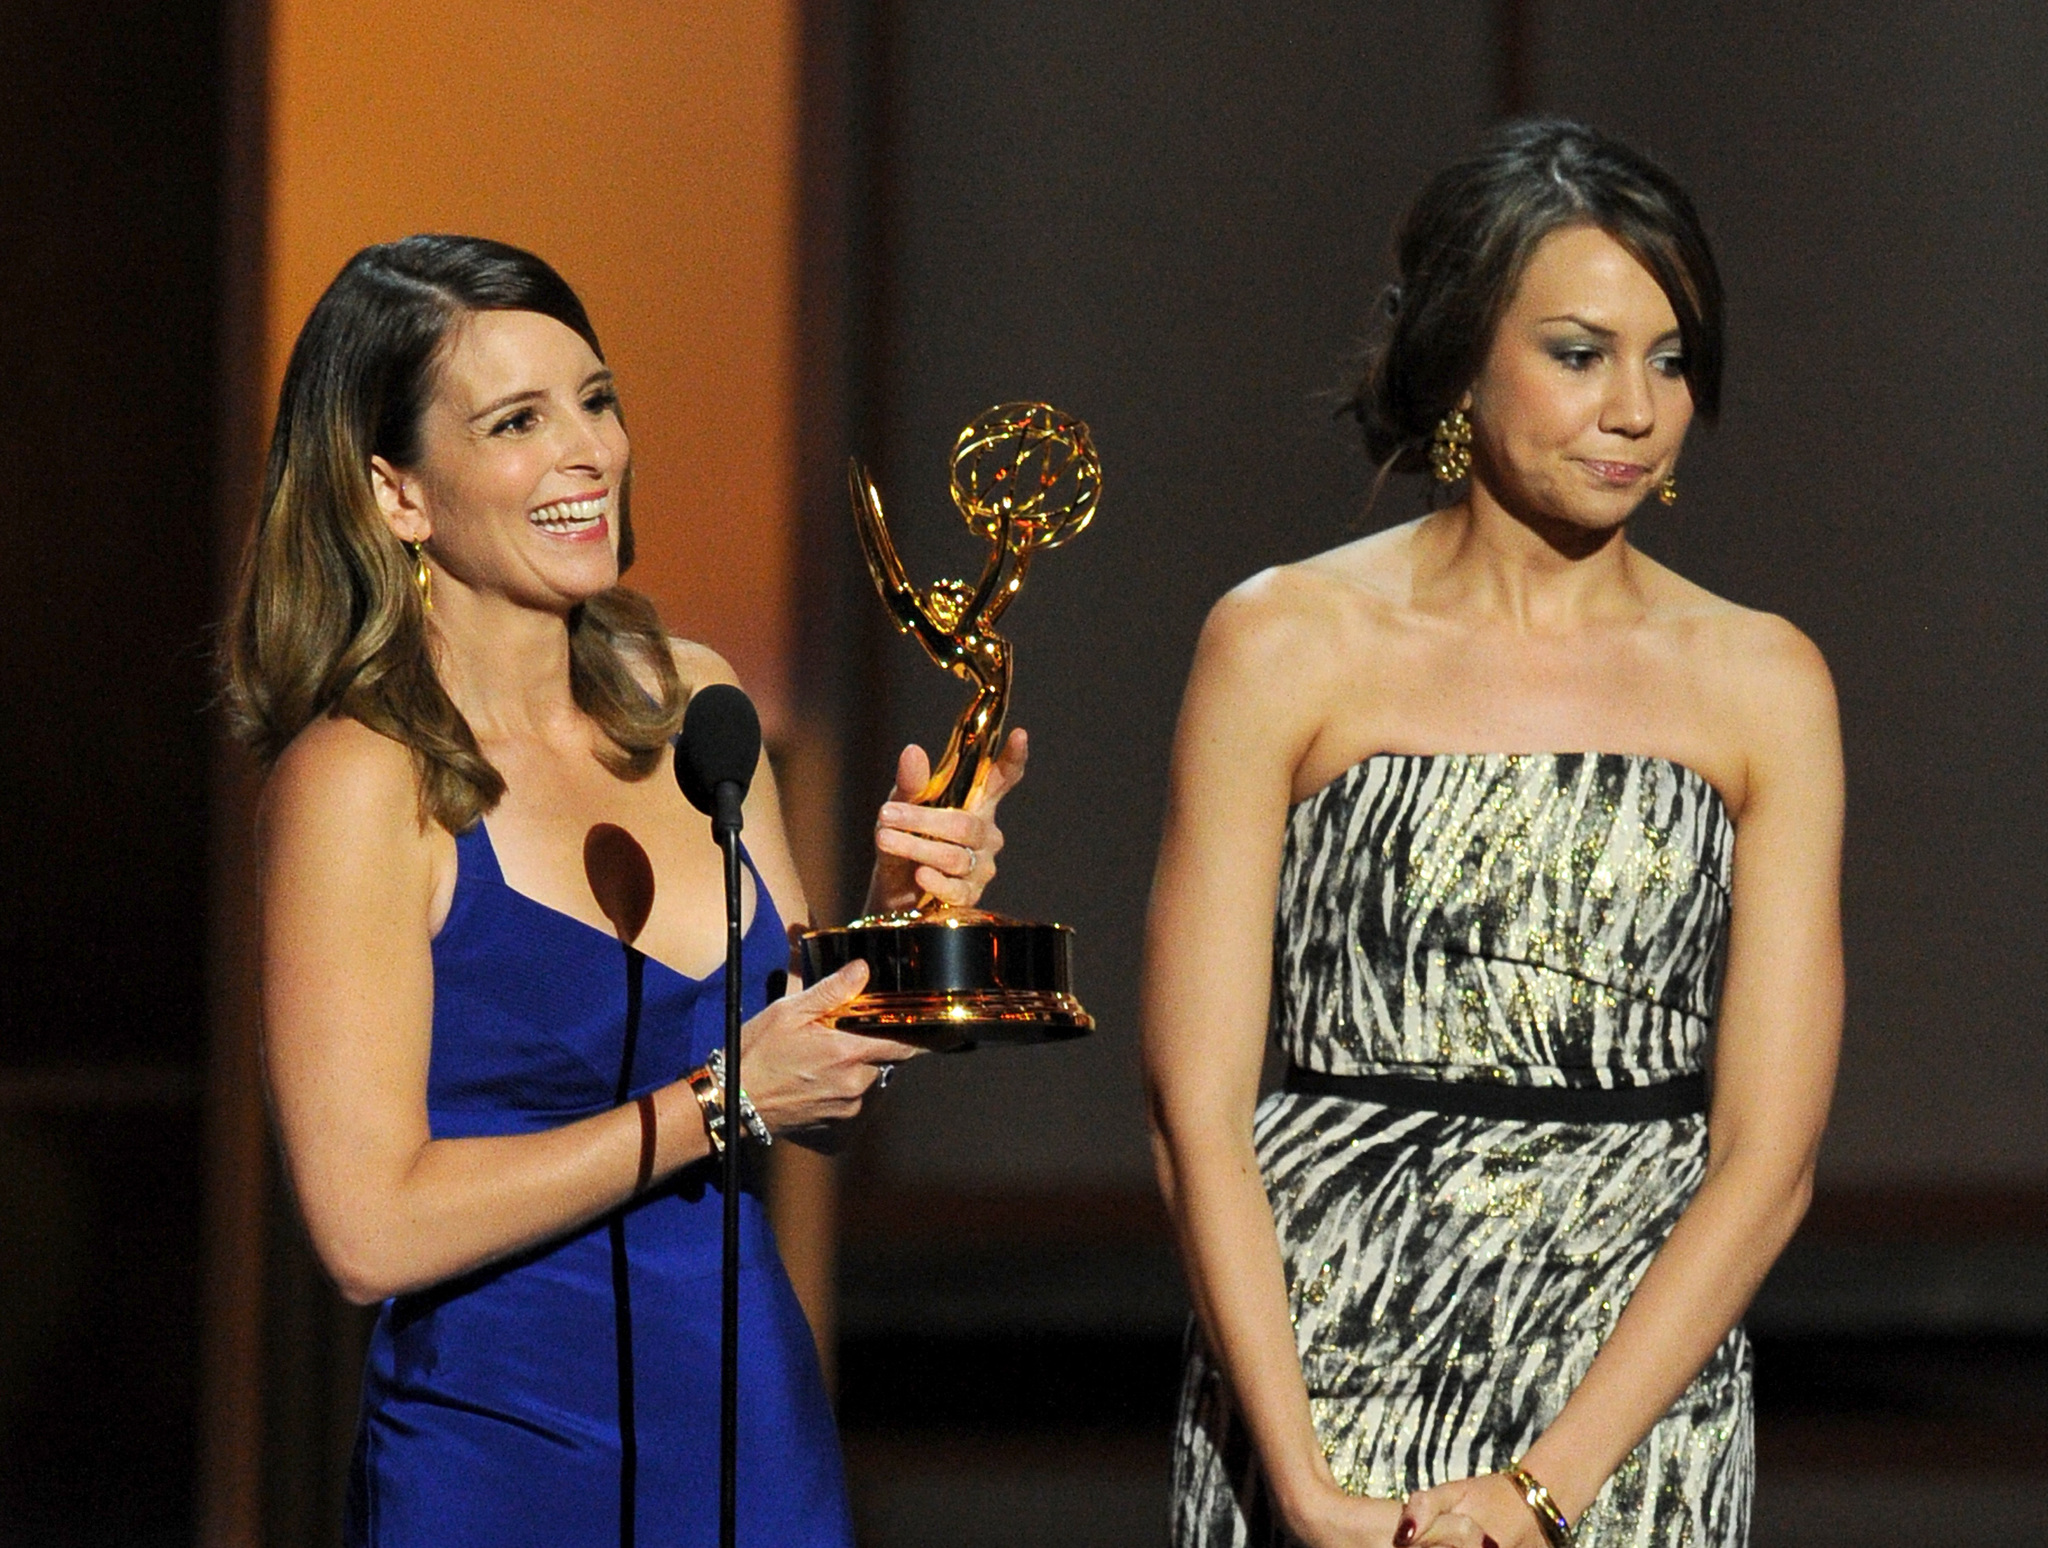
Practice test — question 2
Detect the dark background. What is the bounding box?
[4,2,2045,1543]
[865,0,2048,1195]
[0,0,221,1540]
[834,7,2048,1539]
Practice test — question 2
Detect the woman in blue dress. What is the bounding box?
[225,235,1026,1547]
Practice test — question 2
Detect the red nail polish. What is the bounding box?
[1393,1520,1416,1548]
[1483,1537,1500,1548]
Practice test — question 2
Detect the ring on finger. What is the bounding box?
[961,842,978,874]
[874,1062,896,1090]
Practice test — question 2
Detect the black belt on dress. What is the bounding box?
[1283,1064,1708,1123]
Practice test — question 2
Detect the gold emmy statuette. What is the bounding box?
[800,402,1098,1049]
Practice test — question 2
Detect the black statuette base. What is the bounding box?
[799,912,1093,1051]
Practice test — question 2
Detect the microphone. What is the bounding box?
[676,684,761,836]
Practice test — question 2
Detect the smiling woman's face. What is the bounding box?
[1465,223,1693,532]
[376,308,630,613]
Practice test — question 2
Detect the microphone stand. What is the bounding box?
[677,683,763,1548]
[713,780,745,1548]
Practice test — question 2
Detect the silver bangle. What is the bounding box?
[705,1048,773,1147]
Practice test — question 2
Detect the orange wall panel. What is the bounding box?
[267,0,799,731]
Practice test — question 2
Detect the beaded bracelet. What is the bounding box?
[705,1048,773,1147]
[1503,1463,1572,1548]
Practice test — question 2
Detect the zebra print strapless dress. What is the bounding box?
[1171,752,1751,1546]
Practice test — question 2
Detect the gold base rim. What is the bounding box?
[821,989,1094,1050]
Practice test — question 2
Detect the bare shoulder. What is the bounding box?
[1203,522,1422,684]
[667,637,740,696]
[1184,526,1422,779]
[1715,607,1839,771]
[264,713,423,842]
[666,633,796,861]
[259,713,445,931]
[1716,606,1833,700]
[1654,570,1834,727]
[1637,557,1840,787]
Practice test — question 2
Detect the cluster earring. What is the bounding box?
[1429,409,1473,485]
[406,540,433,612]
[1657,473,1679,506]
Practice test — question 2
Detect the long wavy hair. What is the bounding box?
[1347,118,1724,485]
[224,234,685,831]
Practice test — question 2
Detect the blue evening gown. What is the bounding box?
[346,822,851,1547]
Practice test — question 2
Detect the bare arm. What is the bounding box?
[1409,618,1844,1546]
[261,718,913,1306]
[1522,620,1843,1507]
[1141,582,1403,1548]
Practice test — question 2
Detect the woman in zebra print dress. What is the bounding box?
[1142,122,1841,1548]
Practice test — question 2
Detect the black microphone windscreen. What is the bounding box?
[676,684,762,818]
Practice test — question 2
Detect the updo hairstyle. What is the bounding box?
[1348,118,1724,479]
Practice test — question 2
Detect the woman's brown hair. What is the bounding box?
[224,234,685,832]
[1348,118,1724,481]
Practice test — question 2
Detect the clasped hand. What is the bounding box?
[1395,1473,1549,1548]
[1286,1471,1541,1548]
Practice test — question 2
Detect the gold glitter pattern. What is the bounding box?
[1172,754,1751,1547]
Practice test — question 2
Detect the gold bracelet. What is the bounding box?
[685,1064,726,1156]
[1503,1462,1572,1548]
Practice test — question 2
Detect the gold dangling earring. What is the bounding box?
[406,540,433,612]
[1657,473,1678,506]
[1429,409,1473,485]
